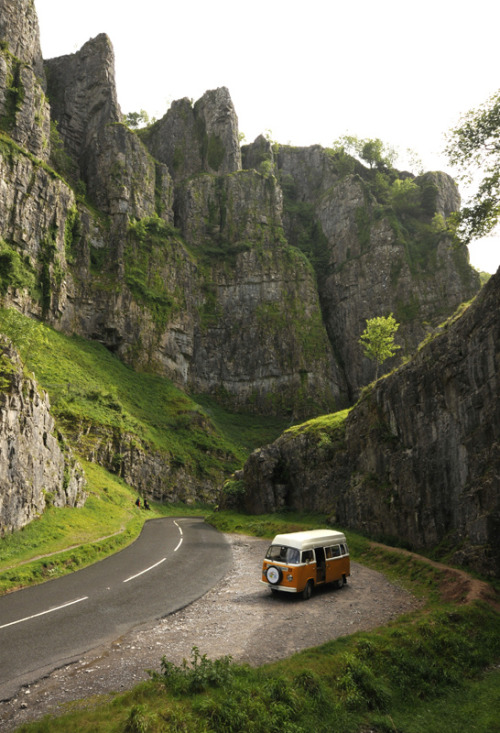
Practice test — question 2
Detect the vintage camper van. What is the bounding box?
[261,529,350,599]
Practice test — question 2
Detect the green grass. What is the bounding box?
[207,509,334,539]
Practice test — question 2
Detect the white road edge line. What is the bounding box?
[123,557,166,583]
[173,520,183,551]
[0,596,89,630]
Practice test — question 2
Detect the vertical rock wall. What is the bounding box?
[0,0,50,159]
[0,337,86,534]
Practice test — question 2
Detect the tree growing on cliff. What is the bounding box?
[445,89,500,244]
[123,109,152,129]
[332,135,397,171]
[359,313,401,379]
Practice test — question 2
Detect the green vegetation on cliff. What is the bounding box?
[0,308,289,485]
[126,216,186,328]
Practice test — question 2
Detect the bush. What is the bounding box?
[150,646,234,695]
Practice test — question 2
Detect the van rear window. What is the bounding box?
[266,545,300,564]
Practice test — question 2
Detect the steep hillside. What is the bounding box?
[0,308,290,531]
[239,268,500,576]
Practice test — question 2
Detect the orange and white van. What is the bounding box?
[261,529,350,600]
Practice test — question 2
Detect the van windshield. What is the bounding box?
[265,545,300,564]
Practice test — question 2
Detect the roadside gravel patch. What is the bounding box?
[0,534,420,731]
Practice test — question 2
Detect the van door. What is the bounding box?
[315,546,326,583]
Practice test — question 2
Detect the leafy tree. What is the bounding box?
[359,313,401,379]
[445,89,500,244]
[332,135,397,171]
[123,109,152,129]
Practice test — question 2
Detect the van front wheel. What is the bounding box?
[302,581,313,600]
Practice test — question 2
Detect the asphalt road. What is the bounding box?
[0,517,231,700]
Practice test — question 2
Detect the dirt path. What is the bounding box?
[0,533,489,731]
[370,541,499,609]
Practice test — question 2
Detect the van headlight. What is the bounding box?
[287,573,293,581]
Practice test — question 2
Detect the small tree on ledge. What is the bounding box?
[359,313,401,380]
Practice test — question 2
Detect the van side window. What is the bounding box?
[302,550,314,563]
[331,545,341,557]
[325,546,333,559]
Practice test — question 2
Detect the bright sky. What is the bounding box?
[35,0,500,274]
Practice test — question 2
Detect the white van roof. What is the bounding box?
[271,529,346,551]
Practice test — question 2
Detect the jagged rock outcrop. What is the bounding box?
[0,337,86,534]
[141,87,241,183]
[240,268,500,576]
[0,138,76,320]
[44,34,120,180]
[44,34,174,227]
[0,0,44,78]
[0,0,50,159]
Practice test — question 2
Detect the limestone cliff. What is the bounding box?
[0,0,489,524]
[239,268,500,576]
[0,0,50,159]
[274,145,480,399]
[0,1,480,417]
[0,337,86,534]
[141,87,242,183]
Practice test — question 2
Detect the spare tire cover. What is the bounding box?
[266,566,282,585]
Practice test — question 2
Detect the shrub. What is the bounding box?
[150,646,234,695]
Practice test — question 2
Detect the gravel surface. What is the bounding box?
[0,534,421,731]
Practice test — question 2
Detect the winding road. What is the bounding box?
[0,517,231,700]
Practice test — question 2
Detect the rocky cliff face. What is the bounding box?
[240,268,500,576]
[0,337,86,534]
[0,0,50,159]
[0,1,480,416]
[0,0,489,527]
[274,145,479,400]
[142,87,242,183]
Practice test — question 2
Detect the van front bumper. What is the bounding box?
[261,580,298,593]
